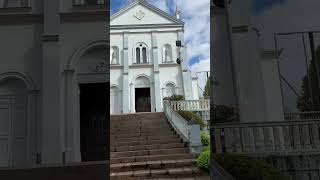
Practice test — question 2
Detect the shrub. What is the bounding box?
[201,132,210,146]
[214,154,288,180]
[163,94,185,101]
[212,105,238,123]
[196,148,210,172]
[177,110,205,129]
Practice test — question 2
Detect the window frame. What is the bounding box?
[134,43,149,64]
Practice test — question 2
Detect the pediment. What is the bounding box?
[111,1,183,26]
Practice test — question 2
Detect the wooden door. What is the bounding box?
[135,88,151,112]
[80,83,108,161]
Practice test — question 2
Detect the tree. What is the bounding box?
[203,76,211,98]
[296,46,320,112]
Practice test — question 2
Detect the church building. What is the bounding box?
[110,0,199,114]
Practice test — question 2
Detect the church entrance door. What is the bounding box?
[80,83,108,161]
[135,88,151,112]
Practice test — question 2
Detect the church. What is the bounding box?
[110,0,199,114]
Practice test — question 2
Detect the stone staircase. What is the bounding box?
[110,112,209,180]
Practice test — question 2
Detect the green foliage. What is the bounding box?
[196,148,210,172]
[201,132,210,146]
[212,104,238,123]
[177,110,205,129]
[214,154,288,180]
[163,94,185,101]
[296,46,320,111]
[203,77,211,98]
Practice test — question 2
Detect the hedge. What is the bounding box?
[214,154,288,180]
[196,148,210,172]
[201,132,210,146]
[176,110,205,129]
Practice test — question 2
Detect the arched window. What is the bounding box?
[134,43,148,64]
[110,46,119,65]
[162,44,173,63]
[136,48,140,63]
[165,83,176,97]
[142,47,147,63]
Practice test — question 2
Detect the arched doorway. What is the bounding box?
[134,76,151,112]
[0,74,36,168]
[76,45,108,161]
[65,40,109,163]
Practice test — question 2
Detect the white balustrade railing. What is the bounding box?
[170,100,210,111]
[163,100,202,155]
[285,111,320,121]
[211,120,320,155]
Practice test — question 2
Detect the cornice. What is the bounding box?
[0,13,42,24]
[111,23,183,30]
[61,10,109,22]
[0,10,109,24]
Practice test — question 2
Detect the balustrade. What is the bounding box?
[163,101,202,155]
[285,111,320,121]
[169,99,210,111]
[211,120,320,155]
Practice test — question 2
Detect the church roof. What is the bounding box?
[111,0,184,26]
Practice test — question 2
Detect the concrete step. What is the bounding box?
[111,138,183,147]
[110,130,175,138]
[110,134,180,143]
[111,148,189,158]
[110,123,171,131]
[110,131,176,139]
[110,153,193,164]
[110,159,197,172]
[110,166,202,179]
[111,142,185,152]
[110,127,173,134]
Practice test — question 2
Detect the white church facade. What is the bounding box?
[110,0,199,114]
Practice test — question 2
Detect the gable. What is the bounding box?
[111,1,183,26]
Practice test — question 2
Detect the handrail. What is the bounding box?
[169,100,210,111]
[163,100,202,155]
[284,111,320,121]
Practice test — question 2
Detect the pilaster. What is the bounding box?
[122,32,130,114]
[151,31,161,111]
[41,0,63,164]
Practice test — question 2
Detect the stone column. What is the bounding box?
[41,0,63,164]
[151,31,162,112]
[177,30,193,100]
[122,32,130,114]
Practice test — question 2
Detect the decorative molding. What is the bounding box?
[111,24,183,30]
[134,10,145,20]
[232,26,249,33]
[42,35,59,42]
[111,0,183,24]
[159,63,179,68]
[93,61,109,73]
[129,64,153,69]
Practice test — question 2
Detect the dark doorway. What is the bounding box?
[80,83,108,161]
[135,88,151,112]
